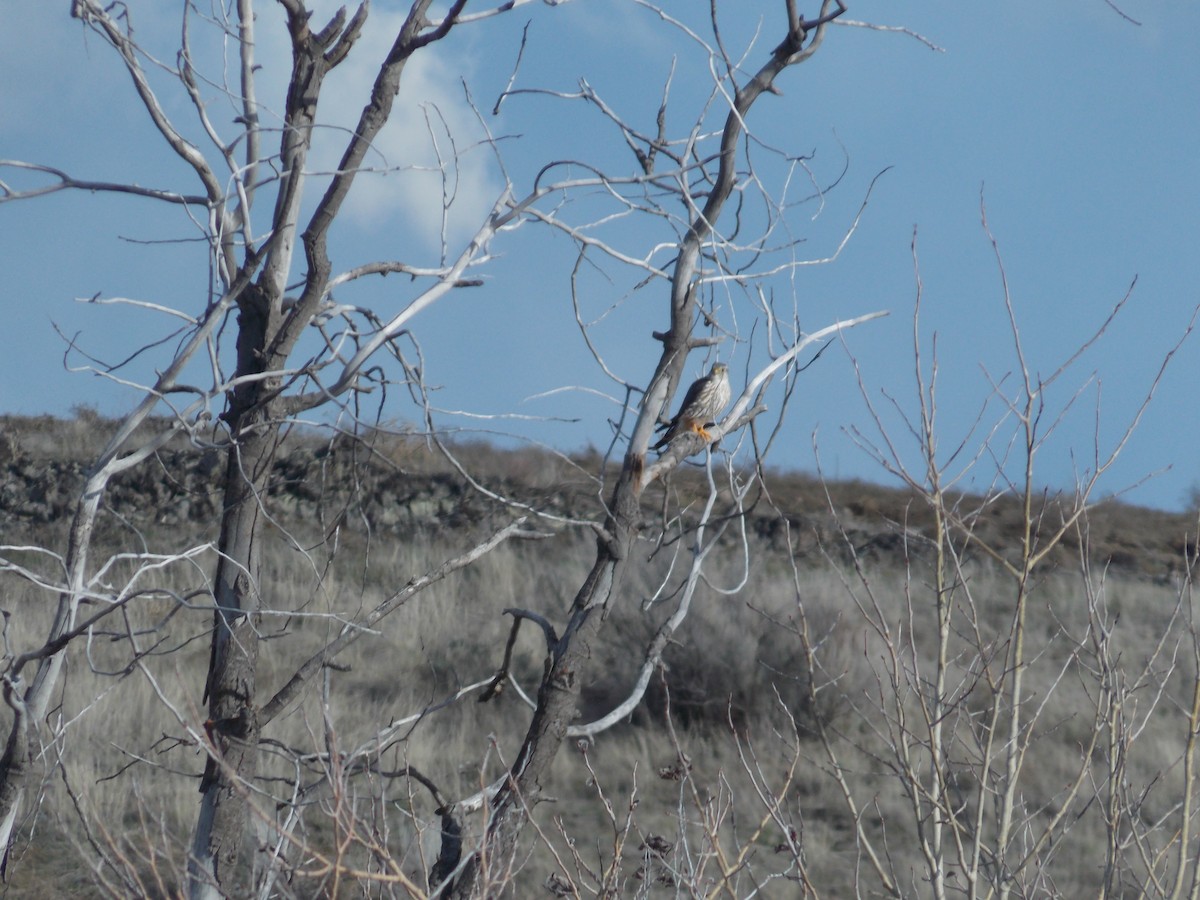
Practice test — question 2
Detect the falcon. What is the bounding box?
[652,362,731,450]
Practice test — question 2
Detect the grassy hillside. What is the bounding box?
[1,413,1197,897]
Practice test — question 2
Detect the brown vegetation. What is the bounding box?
[2,414,1197,896]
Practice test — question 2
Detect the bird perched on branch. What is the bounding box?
[652,362,731,451]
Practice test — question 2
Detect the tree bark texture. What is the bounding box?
[188,284,281,898]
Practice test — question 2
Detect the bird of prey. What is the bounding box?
[652,362,731,451]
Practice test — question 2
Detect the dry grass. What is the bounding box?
[2,414,1199,896]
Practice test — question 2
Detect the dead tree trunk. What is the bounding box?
[187,4,471,894]
[477,470,643,874]
[187,283,280,896]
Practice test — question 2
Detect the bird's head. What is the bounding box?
[711,362,728,376]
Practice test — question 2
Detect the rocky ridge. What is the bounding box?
[1,416,1194,582]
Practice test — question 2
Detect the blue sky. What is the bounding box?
[2,1,1198,510]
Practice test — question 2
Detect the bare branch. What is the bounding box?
[0,160,208,206]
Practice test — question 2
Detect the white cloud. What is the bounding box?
[293,6,504,258]
[340,51,500,256]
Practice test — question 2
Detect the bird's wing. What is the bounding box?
[655,374,706,431]
[674,375,709,419]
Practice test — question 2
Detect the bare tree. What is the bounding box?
[429,1,882,892]
[2,0,543,893]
